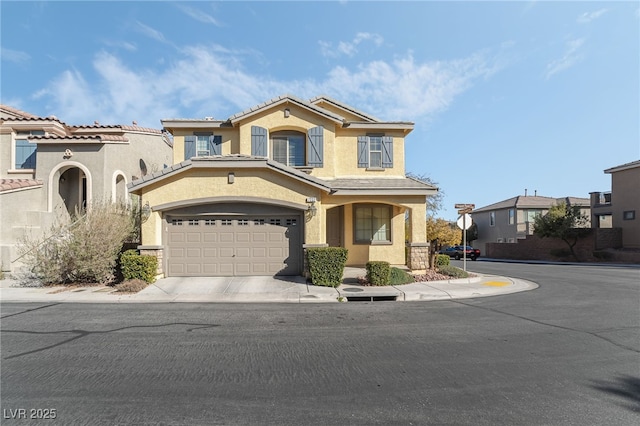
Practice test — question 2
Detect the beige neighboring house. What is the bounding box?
[0,105,173,275]
[590,160,640,249]
[129,95,437,277]
[471,194,591,254]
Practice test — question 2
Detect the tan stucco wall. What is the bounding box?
[318,194,426,266]
[611,167,640,248]
[140,168,324,246]
[170,103,408,180]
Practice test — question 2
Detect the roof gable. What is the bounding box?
[228,94,345,125]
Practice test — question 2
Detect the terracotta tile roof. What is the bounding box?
[29,134,129,143]
[0,104,40,119]
[0,179,43,193]
[71,124,162,134]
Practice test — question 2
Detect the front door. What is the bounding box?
[326,206,344,247]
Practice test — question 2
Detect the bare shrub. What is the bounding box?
[18,200,136,285]
[114,278,149,293]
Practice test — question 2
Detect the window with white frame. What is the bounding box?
[354,204,391,243]
[357,134,393,169]
[490,211,496,227]
[271,131,305,167]
[196,135,210,156]
[526,209,543,222]
[15,130,43,169]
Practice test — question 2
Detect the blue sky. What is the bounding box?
[2,1,638,221]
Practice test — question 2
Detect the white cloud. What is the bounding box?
[33,43,503,127]
[177,4,223,26]
[545,38,585,80]
[135,21,167,43]
[577,9,608,24]
[1,47,30,63]
[320,32,384,58]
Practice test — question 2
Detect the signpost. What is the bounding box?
[455,204,475,271]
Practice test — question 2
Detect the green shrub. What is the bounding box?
[120,250,158,283]
[307,247,348,287]
[437,265,469,279]
[436,254,450,267]
[366,261,391,286]
[389,267,415,285]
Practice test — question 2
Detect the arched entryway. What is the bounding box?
[48,161,92,215]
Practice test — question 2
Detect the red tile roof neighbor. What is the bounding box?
[0,179,43,193]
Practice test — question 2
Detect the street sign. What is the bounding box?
[454,203,475,209]
[456,213,472,230]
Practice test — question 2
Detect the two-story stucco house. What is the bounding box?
[0,105,173,275]
[128,95,437,277]
[471,194,590,254]
[590,160,640,249]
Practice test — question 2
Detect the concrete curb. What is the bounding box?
[0,274,538,304]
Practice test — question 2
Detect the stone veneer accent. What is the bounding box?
[406,243,430,270]
[137,245,164,276]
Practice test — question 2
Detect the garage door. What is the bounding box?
[166,215,301,276]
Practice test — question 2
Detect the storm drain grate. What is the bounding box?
[346,295,398,302]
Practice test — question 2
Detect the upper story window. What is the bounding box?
[184,133,221,159]
[251,125,324,168]
[490,211,496,227]
[271,131,305,167]
[508,209,515,225]
[357,134,393,169]
[525,209,543,222]
[15,130,43,169]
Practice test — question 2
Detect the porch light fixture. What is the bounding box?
[306,197,317,217]
[141,201,151,222]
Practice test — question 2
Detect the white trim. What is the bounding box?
[112,170,128,204]
[47,161,93,212]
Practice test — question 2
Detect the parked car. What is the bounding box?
[439,245,481,260]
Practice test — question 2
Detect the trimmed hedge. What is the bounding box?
[437,265,469,279]
[366,261,391,286]
[307,247,348,287]
[120,249,158,283]
[389,267,415,285]
[436,254,450,267]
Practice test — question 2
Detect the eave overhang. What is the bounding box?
[128,155,333,194]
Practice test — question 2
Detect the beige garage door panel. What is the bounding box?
[167,215,301,277]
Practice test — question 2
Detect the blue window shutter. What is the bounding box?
[307,126,324,167]
[184,135,196,160]
[251,126,268,157]
[382,136,393,168]
[209,135,222,155]
[16,139,37,169]
[357,136,369,168]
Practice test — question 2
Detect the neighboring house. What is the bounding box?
[0,105,173,275]
[471,194,590,254]
[128,95,437,277]
[590,160,640,249]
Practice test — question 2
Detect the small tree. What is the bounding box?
[426,217,461,247]
[533,202,590,261]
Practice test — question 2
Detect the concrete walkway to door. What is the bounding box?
[1,267,538,303]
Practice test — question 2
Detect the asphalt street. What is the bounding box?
[1,261,638,425]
